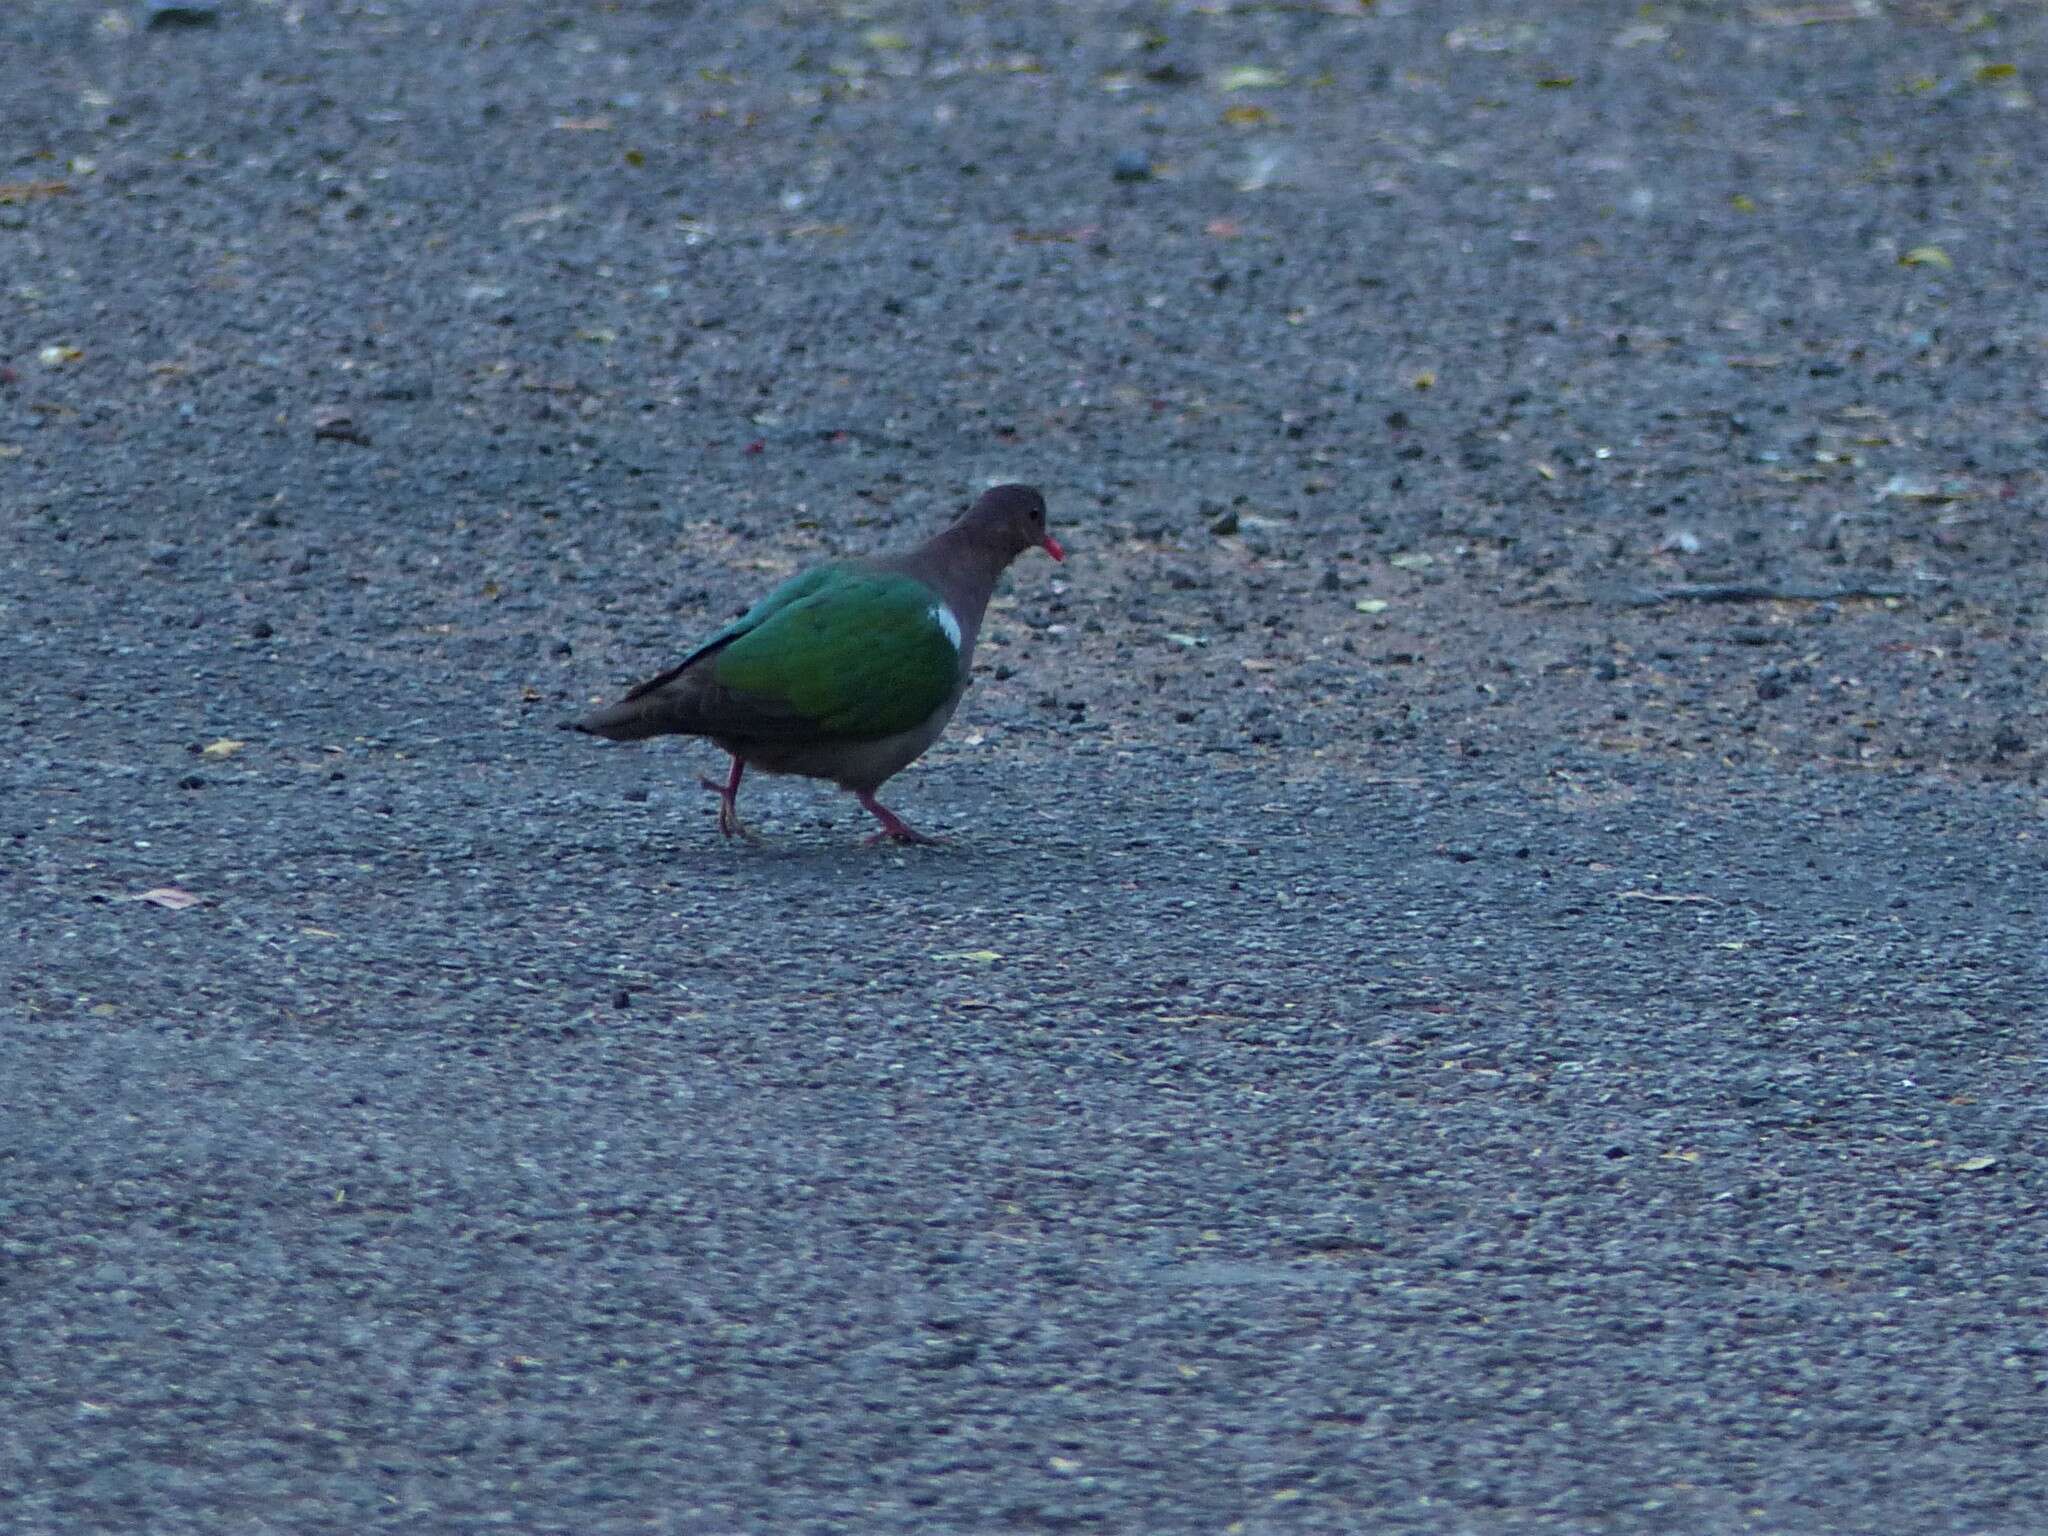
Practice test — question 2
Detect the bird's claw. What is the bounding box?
[699,775,758,842]
[855,790,942,846]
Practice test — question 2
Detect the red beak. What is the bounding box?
[1041,534,1066,562]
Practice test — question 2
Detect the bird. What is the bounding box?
[568,484,1064,845]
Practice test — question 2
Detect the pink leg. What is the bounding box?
[856,789,943,846]
[697,756,753,840]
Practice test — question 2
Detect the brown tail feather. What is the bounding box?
[565,631,744,741]
[566,690,704,741]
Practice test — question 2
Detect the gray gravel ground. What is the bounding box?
[4,2,2045,1532]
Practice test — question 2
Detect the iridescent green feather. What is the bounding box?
[710,565,961,738]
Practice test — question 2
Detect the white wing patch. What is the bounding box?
[931,601,963,653]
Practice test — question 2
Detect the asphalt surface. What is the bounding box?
[4,2,2045,1532]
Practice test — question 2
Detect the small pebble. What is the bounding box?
[1111,150,1153,182]
[145,0,220,29]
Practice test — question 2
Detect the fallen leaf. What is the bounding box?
[1954,1154,1998,1172]
[1354,597,1390,614]
[1446,20,1538,50]
[38,345,84,366]
[1899,245,1952,269]
[506,203,571,228]
[1974,62,2017,82]
[1752,2,1879,24]
[200,738,245,760]
[0,179,71,204]
[1216,65,1286,91]
[1221,104,1271,126]
[863,27,909,50]
[135,887,203,910]
[1536,74,1575,88]
[1730,193,1757,213]
[1388,552,1435,571]
[1411,369,1435,390]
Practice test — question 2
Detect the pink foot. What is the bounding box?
[856,789,943,846]
[698,757,755,841]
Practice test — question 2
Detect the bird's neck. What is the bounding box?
[900,524,1013,658]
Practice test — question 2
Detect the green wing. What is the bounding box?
[708,565,962,738]
[619,564,838,705]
